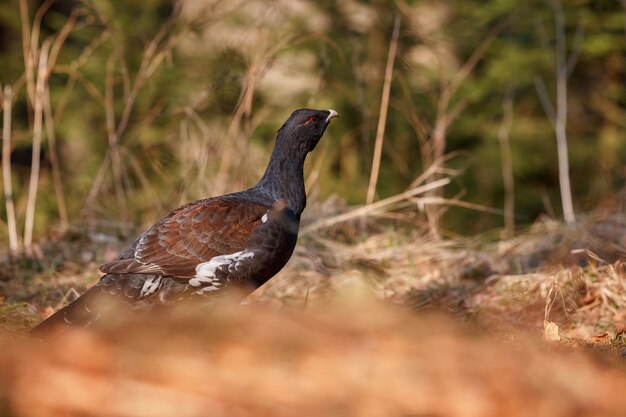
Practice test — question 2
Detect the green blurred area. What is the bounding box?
[0,0,624,240]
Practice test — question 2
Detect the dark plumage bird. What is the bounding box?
[32,108,338,339]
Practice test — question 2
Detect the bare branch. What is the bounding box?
[2,85,19,254]
[549,0,575,224]
[24,41,50,250]
[533,76,556,128]
[448,17,509,96]
[43,84,68,230]
[497,91,515,236]
[302,178,450,234]
[104,54,129,224]
[566,18,586,77]
[19,0,35,104]
[47,9,79,71]
[366,15,401,205]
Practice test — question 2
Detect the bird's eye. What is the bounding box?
[304,116,319,125]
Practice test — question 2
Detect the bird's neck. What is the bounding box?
[255,143,307,214]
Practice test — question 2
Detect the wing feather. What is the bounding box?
[100,197,270,278]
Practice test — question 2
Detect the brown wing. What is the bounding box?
[100,197,270,278]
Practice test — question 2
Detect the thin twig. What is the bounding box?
[498,91,515,236]
[115,16,178,141]
[83,153,112,214]
[21,0,54,105]
[217,52,260,194]
[54,30,111,123]
[218,31,289,194]
[533,77,556,128]
[410,155,449,189]
[122,148,166,214]
[82,15,182,215]
[2,85,19,254]
[404,196,506,216]
[366,15,401,205]
[19,0,34,104]
[622,0,626,39]
[47,9,79,71]
[551,0,575,224]
[43,84,69,230]
[302,178,450,234]
[565,18,585,77]
[424,18,507,237]
[448,17,510,95]
[104,54,128,224]
[24,41,50,251]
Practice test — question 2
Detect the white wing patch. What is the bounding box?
[139,276,163,298]
[261,212,269,223]
[189,250,255,294]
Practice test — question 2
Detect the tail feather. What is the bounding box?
[31,273,202,341]
[31,285,109,341]
[31,273,146,341]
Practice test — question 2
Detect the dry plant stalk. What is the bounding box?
[534,0,584,225]
[38,10,79,232]
[498,92,515,236]
[2,85,19,254]
[19,0,37,104]
[551,0,576,225]
[366,15,401,205]
[216,29,289,195]
[302,177,450,234]
[43,86,68,230]
[214,53,261,196]
[419,18,508,237]
[82,16,182,218]
[6,302,626,417]
[104,54,129,223]
[23,41,50,251]
[543,278,561,341]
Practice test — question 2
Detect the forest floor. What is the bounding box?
[0,208,625,416]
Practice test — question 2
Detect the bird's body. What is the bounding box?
[32,108,337,339]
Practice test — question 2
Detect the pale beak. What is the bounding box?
[325,109,339,123]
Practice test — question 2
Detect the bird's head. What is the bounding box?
[276,108,338,154]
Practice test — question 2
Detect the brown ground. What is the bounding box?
[0,211,625,416]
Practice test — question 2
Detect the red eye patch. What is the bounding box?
[304,116,319,125]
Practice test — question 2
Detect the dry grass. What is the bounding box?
[255,211,626,345]
[2,210,625,342]
[1,3,624,414]
[0,209,625,416]
[2,300,626,417]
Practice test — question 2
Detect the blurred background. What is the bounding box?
[1,0,624,248]
[1,4,626,415]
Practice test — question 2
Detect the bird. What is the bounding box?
[32,108,338,340]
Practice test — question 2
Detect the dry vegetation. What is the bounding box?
[0,208,625,416]
[1,1,626,415]
[3,302,626,417]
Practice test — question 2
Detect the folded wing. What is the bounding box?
[100,197,271,278]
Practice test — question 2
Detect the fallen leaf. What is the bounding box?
[544,321,561,342]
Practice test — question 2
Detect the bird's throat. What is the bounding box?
[256,147,307,214]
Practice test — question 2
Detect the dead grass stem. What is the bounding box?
[302,177,450,234]
[366,15,400,205]
[2,85,19,254]
[23,40,50,251]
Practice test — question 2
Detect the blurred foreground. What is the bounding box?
[2,299,626,417]
[0,210,625,416]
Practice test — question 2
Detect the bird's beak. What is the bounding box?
[325,109,339,123]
